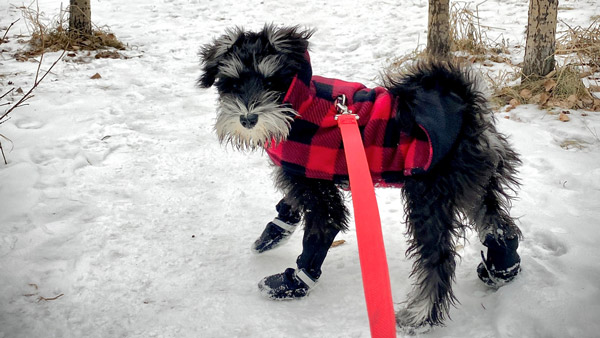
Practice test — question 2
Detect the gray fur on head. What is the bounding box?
[199,24,313,88]
[199,25,312,151]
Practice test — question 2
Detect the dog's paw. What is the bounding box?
[251,218,298,254]
[395,308,433,335]
[258,268,317,300]
[477,260,521,288]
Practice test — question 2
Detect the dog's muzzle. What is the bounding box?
[214,92,297,150]
[240,113,259,129]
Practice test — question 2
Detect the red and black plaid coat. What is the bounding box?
[266,60,434,188]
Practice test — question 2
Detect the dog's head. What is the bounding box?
[199,24,314,150]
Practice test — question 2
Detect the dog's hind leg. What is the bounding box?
[252,198,302,253]
[258,168,349,300]
[396,176,460,330]
[473,179,522,287]
[470,132,523,287]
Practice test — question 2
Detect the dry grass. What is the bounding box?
[485,68,521,107]
[386,3,600,113]
[449,2,509,57]
[495,64,600,111]
[387,2,512,72]
[495,19,600,112]
[556,19,600,72]
[385,46,427,74]
[15,1,125,61]
[560,139,589,150]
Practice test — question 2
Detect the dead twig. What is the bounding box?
[0,133,14,164]
[37,293,64,302]
[581,115,600,143]
[1,19,20,43]
[22,283,64,302]
[34,22,46,85]
[0,137,6,165]
[0,49,66,125]
[0,46,65,164]
[0,88,15,101]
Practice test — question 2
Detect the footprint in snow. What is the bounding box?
[527,230,568,258]
[14,118,44,130]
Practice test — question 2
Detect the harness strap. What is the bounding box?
[335,95,396,337]
[295,268,318,289]
[271,218,298,232]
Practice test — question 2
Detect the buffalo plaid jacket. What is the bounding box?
[265,58,436,188]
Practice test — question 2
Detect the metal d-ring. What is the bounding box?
[334,94,359,120]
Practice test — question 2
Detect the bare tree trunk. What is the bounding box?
[427,0,451,59]
[522,0,559,80]
[69,0,92,36]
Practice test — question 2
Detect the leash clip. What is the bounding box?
[334,94,359,120]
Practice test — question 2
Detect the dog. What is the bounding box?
[198,24,523,330]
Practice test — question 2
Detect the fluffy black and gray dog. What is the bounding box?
[198,25,523,330]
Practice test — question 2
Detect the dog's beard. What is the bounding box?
[215,91,297,151]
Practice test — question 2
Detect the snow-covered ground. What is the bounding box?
[1,0,599,337]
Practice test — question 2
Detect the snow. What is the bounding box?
[1,0,600,337]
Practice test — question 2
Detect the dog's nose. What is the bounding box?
[240,114,258,129]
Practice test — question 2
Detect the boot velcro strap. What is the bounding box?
[271,218,298,233]
[295,269,317,289]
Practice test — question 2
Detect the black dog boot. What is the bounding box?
[478,234,521,287]
[258,268,318,300]
[252,200,301,253]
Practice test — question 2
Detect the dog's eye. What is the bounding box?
[228,82,242,92]
[264,80,273,88]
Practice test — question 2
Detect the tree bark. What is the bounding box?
[69,0,92,36]
[522,0,559,80]
[427,0,451,59]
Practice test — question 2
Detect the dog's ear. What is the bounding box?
[198,27,245,88]
[262,24,314,59]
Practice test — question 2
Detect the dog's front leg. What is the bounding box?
[258,168,349,300]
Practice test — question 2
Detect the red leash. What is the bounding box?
[335,95,396,337]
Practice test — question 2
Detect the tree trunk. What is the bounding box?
[522,0,558,80]
[69,0,92,36]
[427,0,451,59]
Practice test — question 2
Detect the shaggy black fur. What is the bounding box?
[387,63,522,326]
[199,25,312,94]
[273,168,349,279]
[198,24,523,330]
